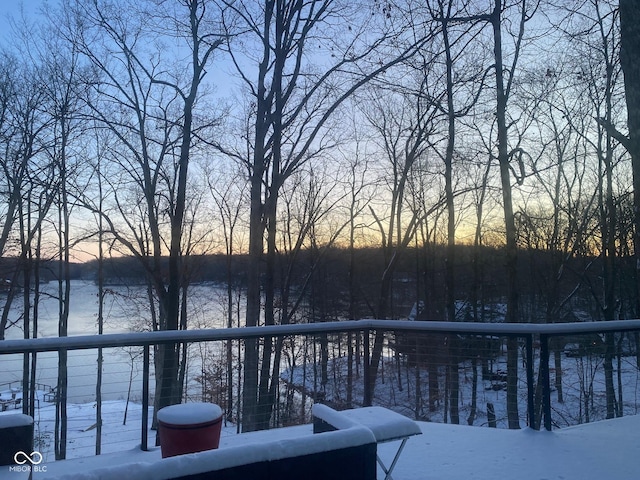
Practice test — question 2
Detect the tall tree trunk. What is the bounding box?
[242,0,274,432]
[598,0,618,418]
[157,86,197,412]
[443,12,459,425]
[243,184,263,431]
[96,155,104,455]
[54,115,71,459]
[619,0,640,320]
[256,182,280,430]
[225,222,235,422]
[29,214,43,418]
[20,186,32,416]
[491,0,520,429]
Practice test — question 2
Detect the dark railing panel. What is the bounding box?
[142,344,150,452]
[526,335,535,428]
[540,334,552,431]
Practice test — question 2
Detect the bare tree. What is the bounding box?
[362,80,443,405]
[0,54,54,343]
[0,53,23,260]
[66,0,224,420]
[488,0,541,429]
[339,111,375,406]
[420,0,539,428]
[219,0,429,431]
[516,53,601,424]
[429,0,494,424]
[207,163,247,423]
[617,0,640,317]
[579,0,623,419]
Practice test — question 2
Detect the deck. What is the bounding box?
[4,414,636,479]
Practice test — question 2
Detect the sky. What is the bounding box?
[0,1,39,39]
[0,1,63,46]
[0,0,27,45]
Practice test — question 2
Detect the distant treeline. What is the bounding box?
[2,244,631,323]
[0,257,86,284]
[0,245,635,321]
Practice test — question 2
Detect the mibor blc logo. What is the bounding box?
[9,451,47,473]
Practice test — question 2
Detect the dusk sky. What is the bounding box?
[0,0,48,42]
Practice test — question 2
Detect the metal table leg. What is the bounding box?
[377,437,409,480]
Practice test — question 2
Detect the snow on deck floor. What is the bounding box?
[3,415,639,480]
[381,415,640,480]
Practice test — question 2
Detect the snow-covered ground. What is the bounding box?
[1,399,639,479]
[1,399,149,461]
[282,346,640,429]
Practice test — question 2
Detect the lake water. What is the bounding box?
[0,280,233,403]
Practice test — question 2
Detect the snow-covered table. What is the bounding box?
[312,405,422,480]
[37,418,377,480]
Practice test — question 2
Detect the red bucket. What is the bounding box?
[158,403,223,458]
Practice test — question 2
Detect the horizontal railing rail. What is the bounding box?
[3,319,640,354]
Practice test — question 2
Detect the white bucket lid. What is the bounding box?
[157,402,222,425]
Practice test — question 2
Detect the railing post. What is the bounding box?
[363,328,371,406]
[526,335,535,428]
[141,344,150,451]
[540,334,552,431]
